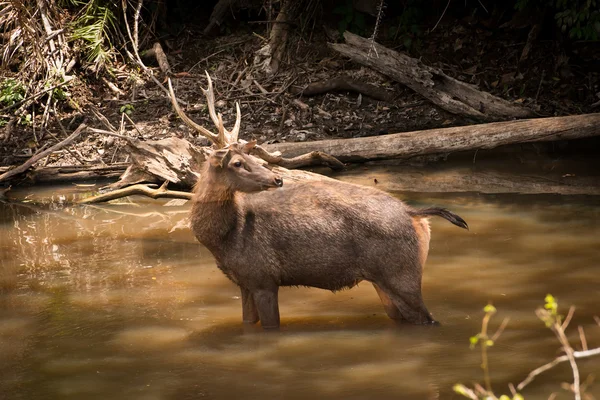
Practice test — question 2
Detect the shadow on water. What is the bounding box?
[0,168,599,400]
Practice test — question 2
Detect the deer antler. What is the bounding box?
[167,72,242,148]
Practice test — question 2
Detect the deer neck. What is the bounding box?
[190,178,239,251]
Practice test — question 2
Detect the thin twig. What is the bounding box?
[555,326,581,400]
[562,306,576,330]
[491,317,510,342]
[517,345,600,391]
[578,326,588,351]
[535,70,545,103]
[123,113,144,138]
[187,49,227,73]
[432,0,451,32]
[87,127,133,141]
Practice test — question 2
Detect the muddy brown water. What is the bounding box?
[1,167,599,400]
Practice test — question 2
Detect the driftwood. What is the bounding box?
[0,123,87,183]
[79,181,192,204]
[106,136,206,190]
[329,31,533,121]
[292,75,394,102]
[266,113,600,163]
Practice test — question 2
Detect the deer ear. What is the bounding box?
[209,148,230,167]
[242,140,257,154]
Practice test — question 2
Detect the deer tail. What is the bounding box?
[408,207,469,230]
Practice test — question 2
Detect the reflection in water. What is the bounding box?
[0,180,599,400]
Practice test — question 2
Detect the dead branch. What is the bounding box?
[0,123,87,183]
[517,347,600,392]
[252,144,345,171]
[79,181,192,204]
[292,75,394,102]
[329,31,533,120]
[152,41,172,76]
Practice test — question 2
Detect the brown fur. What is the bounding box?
[190,145,467,329]
[412,217,431,269]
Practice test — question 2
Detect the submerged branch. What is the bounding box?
[79,181,192,204]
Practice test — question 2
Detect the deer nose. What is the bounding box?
[274,177,283,187]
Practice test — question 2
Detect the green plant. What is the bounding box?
[119,103,134,115]
[454,296,600,400]
[19,113,32,126]
[515,0,600,40]
[69,0,119,72]
[0,79,25,107]
[454,304,517,400]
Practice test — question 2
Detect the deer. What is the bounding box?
[168,73,469,329]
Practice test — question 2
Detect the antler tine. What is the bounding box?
[202,71,222,133]
[217,113,226,146]
[229,102,241,143]
[167,78,222,146]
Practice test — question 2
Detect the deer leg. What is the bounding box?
[240,287,259,324]
[252,287,280,329]
[372,283,402,320]
[372,278,436,325]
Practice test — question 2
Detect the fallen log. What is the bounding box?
[329,31,533,121]
[291,75,394,102]
[265,113,600,163]
[0,164,128,185]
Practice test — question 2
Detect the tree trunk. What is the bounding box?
[265,113,600,162]
[254,1,293,75]
[329,31,533,121]
[0,164,127,185]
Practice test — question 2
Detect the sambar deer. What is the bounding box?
[168,73,468,329]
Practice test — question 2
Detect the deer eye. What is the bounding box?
[233,160,243,168]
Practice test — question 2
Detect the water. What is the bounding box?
[1,170,599,400]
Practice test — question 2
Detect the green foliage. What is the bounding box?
[69,0,119,72]
[333,0,368,35]
[455,295,600,399]
[515,0,600,40]
[538,293,562,327]
[0,79,25,107]
[454,304,524,400]
[119,104,134,115]
[19,113,32,126]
